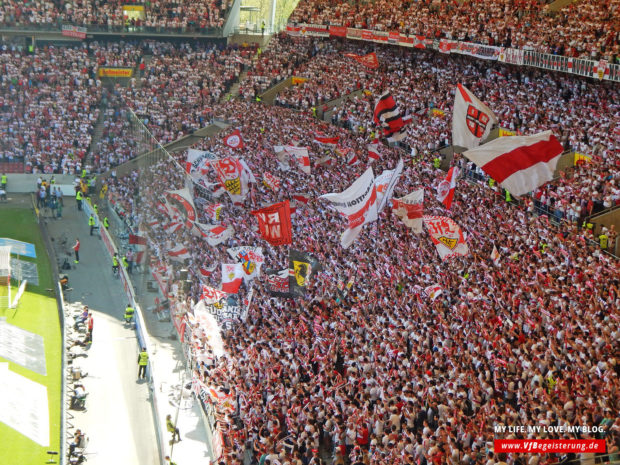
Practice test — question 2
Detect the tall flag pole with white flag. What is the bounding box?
[462,130,564,196]
[392,188,424,233]
[452,84,498,149]
[319,167,378,248]
[436,166,459,210]
[375,158,404,213]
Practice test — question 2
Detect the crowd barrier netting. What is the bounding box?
[97,107,223,461]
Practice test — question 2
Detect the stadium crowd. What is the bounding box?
[0,2,618,463]
[0,0,231,31]
[106,97,619,465]
[289,0,620,60]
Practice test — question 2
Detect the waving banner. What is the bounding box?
[319,167,378,248]
[265,268,292,297]
[165,188,197,222]
[452,84,498,149]
[194,223,235,247]
[251,201,293,246]
[227,246,264,282]
[285,146,311,174]
[186,149,218,175]
[263,172,281,191]
[375,158,404,213]
[211,157,250,203]
[221,263,244,293]
[289,250,322,298]
[194,296,243,331]
[392,188,424,233]
[423,215,469,260]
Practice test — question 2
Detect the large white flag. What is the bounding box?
[462,130,564,196]
[284,146,311,175]
[319,167,378,248]
[221,263,244,293]
[452,84,498,149]
[392,188,424,233]
[375,158,404,213]
[186,149,217,175]
[423,215,469,260]
[227,246,264,282]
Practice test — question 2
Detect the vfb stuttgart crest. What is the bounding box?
[466,105,490,138]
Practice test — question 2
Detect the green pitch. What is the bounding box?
[0,207,62,465]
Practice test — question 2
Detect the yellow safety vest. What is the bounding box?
[88,216,95,226]
[138,351,148,365]
[76,191,83,200]
[599,234,608,249]
[1,175,6,184]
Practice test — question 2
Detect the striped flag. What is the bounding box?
[367,139,381,161]
[374,92,408,143]
[463,131,564,196]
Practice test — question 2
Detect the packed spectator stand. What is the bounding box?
[1,1,619,464]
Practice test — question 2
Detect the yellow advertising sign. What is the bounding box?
[291,76,308,85]
[122,5,144,11]
[498,128,516,137]
[573,152,592,166]
[98,67,134,78]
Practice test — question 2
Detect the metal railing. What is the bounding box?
[0,22,222,37]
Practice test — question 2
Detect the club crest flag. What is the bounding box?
[375,158,404,213]
[452,84,498,149]
[223,129,244,149]
[263,172,281,191]
[319,167,378,248]
[423,215,469,260]
[289,250,322,298]
[227,246,264,282]
[201,285,229,305]
[436,166,459,210]
[205,203,223,222]
[425,284,443,301]
[211,157,250,203]
[251,201,293,246]
[221,263,244,293]
[392,188,424,233]
[165,188,197,222]
[462,130,564,196]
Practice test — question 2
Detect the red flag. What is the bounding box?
[436,166,459,210]
[223,129,244,149]
[374,92,408,142]
[221,263,243,293]
[292,193,311,204]
[313,133,339,147]
[129,234,147,246]
[344,52,379,69]
[251,201,293,246]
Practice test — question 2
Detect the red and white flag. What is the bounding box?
[168,245,191,261]
[375,158,404,213]
[462,130,564,196]
[263,171,281,191]
[164,221,183,234]
[344,52,379,69]
[199,263,217,278]
[166,187,197,222]
[201,285,228,304]
[436,166,459,210]
[491,245,501,267]
[205,203,223,222]
[223,129,244,149]
[221,263,244,293]
[452,84,498,149]
[345,149,360,166]
[251,201,293,246]
[320,167,378,248]
[186,148,216,175]
[194,223,235,247]
[392,188,424,233]
[425,284,443,301]
[211,157,251,203]
[374,92,408,143]
[313,133,339,147]
[423,215,469,260]
[292,193,311,205]
[367,139,381,161]
[285,146,311,174]
[315,155,334,166]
